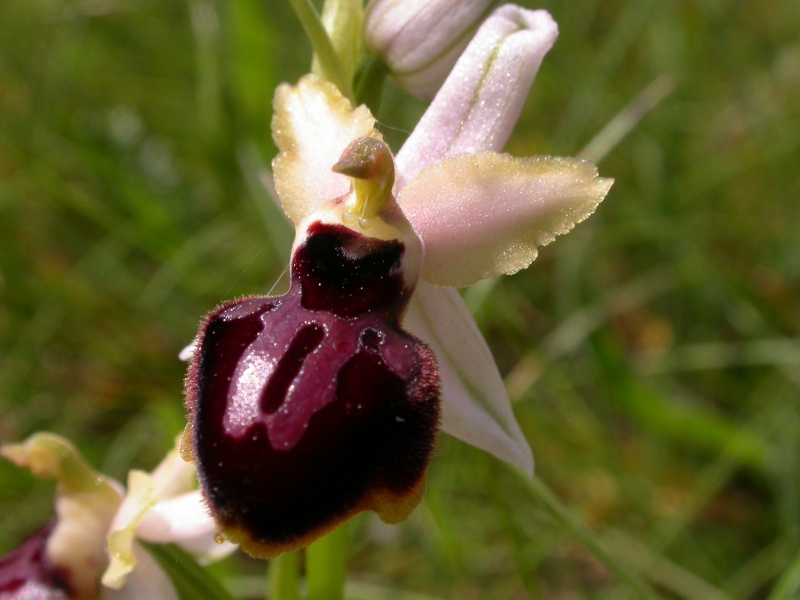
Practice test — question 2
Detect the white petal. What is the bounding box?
[137,491,214,543]
[178,339,196,362]
[272,74,382,225]
[102,543,178,600]
[178,531,238,563]
[147,441,198,497]
[137,490,238,561]
[395,7,558,189]
[399,153,613,288]
[403,282,533,475]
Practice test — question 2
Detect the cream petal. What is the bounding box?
[102,543,178,600]
[1,433,123,600]
[103,440,208,588]
[272,74,382,225]
[103,470,159,589]
[395,6,558,189]
[399,153,613,288]
[403,282,533,475]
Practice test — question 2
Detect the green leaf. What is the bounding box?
[515,473,661,600]
[767,547,800,600]
[354,56,388,112]
[145,543,236,600]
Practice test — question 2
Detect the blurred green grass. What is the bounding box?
[2,0,799,598]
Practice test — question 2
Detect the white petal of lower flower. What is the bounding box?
[402,282,533,475]
[395,7,558,189]
[272,75,382,225]
[137,491,214,543]
[176,529,238,563]
[102,543,178,600]
[399,153,613,288]
[147,441,198,497]
[137,491,238,561]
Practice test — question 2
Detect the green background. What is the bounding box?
[1,1,799,598]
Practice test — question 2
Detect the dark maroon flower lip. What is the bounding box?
[294,222,409,319]
[184,221,440,558]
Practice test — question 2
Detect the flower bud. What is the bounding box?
[364,0,494,99]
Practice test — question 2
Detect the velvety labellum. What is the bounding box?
[185,223,440,558]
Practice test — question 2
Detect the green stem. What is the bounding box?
[268,551,301,600]
[354,56,388,113]
[287,0,352,100]
[513,469,660,600]
[306,523,349,600]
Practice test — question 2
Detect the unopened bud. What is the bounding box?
[364,0,494,100]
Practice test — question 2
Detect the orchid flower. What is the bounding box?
[182,5,612,560]
[0,433,234,600]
